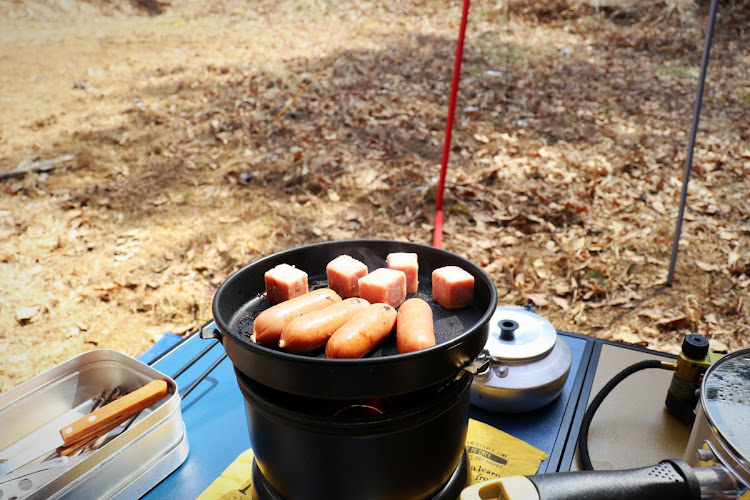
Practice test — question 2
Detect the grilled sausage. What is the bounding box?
[396,298,436,354]
[325,303,397,359]
[251,288,342,344]
[279,298,370,354]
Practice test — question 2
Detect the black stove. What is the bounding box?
[251,450,470,500]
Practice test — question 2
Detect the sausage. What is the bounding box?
[278,298,370,354]
[325,303,397,359]
[251,288,342,344]
[396,298,436,354]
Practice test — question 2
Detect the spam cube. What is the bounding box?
[432,266,474,309]
[265,264,308,305]
[326,255,368,298]
[358,268,407,308]
[386,252,419,294]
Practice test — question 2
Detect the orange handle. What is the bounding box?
[59,380,169,445]
[57,412,133,457]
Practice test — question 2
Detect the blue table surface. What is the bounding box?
[141,332,590,499]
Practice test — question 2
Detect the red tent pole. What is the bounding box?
[433,0,471,249]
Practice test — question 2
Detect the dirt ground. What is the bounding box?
[1,0,749,392]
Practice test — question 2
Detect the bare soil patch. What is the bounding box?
[1,0,749,392]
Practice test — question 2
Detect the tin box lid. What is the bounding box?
[483,306,557,362]
[702,349,750,460]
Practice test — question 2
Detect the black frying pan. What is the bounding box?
[201,239,498,399]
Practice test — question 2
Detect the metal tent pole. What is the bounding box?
[666,0,720,286]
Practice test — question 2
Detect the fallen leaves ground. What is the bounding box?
[1,0,749,392]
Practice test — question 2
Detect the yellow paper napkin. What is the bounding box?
[196,448,256,500]
[465,418,549,485]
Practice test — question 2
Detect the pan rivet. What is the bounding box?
[64,427,73,434]
[88,415,97,422]
[493,364,509,378]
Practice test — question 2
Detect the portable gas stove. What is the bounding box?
[137,309,702,499]
[251,451,470,500]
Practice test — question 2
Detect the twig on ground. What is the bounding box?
[0,154,75,180]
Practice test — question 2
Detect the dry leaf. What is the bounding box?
[655,314,688,330]
[612,329,647,346]
[695,261,721,272]
[526,293,549,306]
[28,264,44,276]
[514,273,526,288]
[651,200,666,215]
[218,216,241,223]
[554,281,572,296]
[727,252,740,267]
[709,338,729,353]
[339,167,388,191]
[703,313,718,324]
[498,236,519,246]
[16,306,39,322]
[571,302,587,323]
[636,308,663,320]
[533,259,551,279]
[552,296,569,310]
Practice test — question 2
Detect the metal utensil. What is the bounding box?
[0,379,169,476]
[0,453,93,500]
[0,405,94,473]
[0,408,153,500]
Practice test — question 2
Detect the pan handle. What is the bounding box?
[200,321,223,342]
[462,350,491,376]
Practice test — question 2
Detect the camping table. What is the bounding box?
[140,319,691,499]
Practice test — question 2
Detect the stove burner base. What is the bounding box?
[251,449,470,500]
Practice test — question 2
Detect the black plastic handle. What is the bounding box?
[528,460,701,500]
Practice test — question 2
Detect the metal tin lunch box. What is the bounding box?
[0,349,188,499]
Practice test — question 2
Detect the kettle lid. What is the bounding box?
[483,305,557,362]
